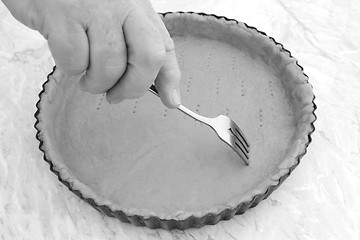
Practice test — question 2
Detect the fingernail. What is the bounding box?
[106,93,125,104]
[172,87,181,106]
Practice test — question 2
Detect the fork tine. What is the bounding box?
[232,139,250,165]
[228,122,250,165]
[234,123,250,148]
[233,132,249,154]
[232,124,250,149]
[234,137,249,159]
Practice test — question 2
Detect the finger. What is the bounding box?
[79,22,127,94]
[46,20,89,76]
[144,11,182,108]
[154,38,181,108]
[139,8,170,42]
[106,9,166,104]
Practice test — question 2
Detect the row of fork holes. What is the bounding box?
[94,91,265,132]
[94,95,264,131]
[180,48,276,97]
[90,80,271,112]
[96,94,105,110]
[94,93,264,130]
[131,100,213,118]
[130,101,201,116]
[93,94,201,116]
[95,50,270,130]
[95,88,270,124]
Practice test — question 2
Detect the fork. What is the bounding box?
[149,85,250,165]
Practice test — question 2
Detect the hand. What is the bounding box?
[2,0,181,108]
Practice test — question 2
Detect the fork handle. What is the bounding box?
[148,85,213,126]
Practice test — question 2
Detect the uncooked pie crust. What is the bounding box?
[34,12,316,230]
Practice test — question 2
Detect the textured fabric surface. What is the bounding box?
[1,0,359,239]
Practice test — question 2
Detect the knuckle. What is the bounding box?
[50,43,88,75]
[164,37,175,52]
[55,60,85,76]
[60,57,85,73]
[104,31,126,54]
[128,91,145,99]
[139,47,166,69]
[171,66,181,81]
[122,73,150,99]
[82,83,103,94]
[81,75,107,94]
[103,53,127,73]
[124,85,147,99]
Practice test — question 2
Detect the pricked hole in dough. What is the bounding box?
[259,109,263,128]
[196,104,200,113]
[186,76,192,93]
[132,100,138,114]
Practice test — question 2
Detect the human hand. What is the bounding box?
[2,0,181,108]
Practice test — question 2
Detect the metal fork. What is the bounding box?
[149,85,250,165]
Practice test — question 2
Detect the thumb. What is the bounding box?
[154,38,181,108]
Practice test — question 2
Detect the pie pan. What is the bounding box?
[34,12,316,230]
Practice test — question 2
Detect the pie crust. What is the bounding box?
[34,12,317,230]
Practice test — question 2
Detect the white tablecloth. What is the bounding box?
[1,0,359,239]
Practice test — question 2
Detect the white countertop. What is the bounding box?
[1,0,359,239]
